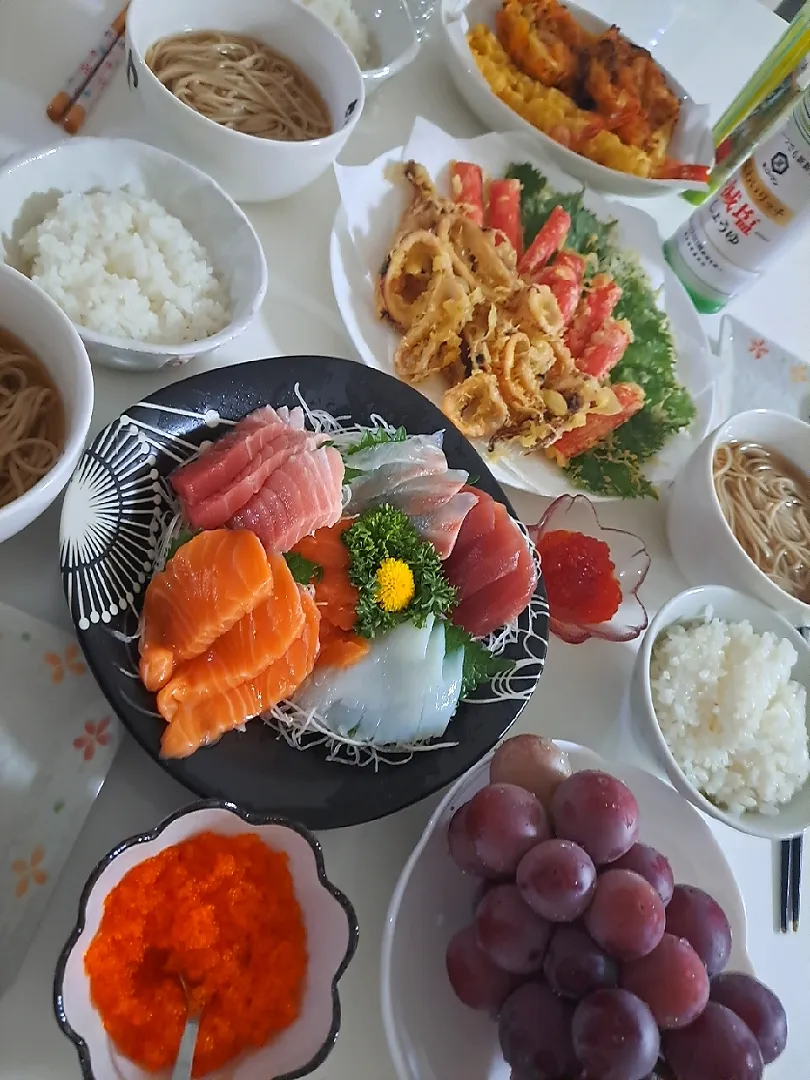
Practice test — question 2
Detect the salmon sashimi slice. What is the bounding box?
[155,554,304,722]
[160,590,320,759]
[170,406,285,506]
[185,428,327,531]
[291,520,368,665]
[453,540,537,638]
[229,446,345,554]
[138,530,274,692]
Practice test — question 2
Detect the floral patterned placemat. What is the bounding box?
[0,603,119,999]
[717,315,810,422]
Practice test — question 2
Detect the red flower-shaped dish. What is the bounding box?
[529,494,651,645]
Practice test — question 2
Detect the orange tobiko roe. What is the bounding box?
[84,831,308,1077]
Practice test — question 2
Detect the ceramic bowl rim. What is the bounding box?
[53,799,360,1080]
[0,137,268,359]
[0,262,93,533]
[698,408,810,624]
[126,0,365,155]
[636,583,810,839]
[440,0,712,194]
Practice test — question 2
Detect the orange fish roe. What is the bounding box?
[85,831,308,1077]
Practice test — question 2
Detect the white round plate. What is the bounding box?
[330,124,717,500]
[440,0,713,198]
[380,741,750,1080]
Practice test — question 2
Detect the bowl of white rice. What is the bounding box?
[0,138,267,372]
[632,584,810,839]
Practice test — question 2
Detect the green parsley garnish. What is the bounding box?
[443,621,514,699]
[342,504,457,638]
[507,163,696,499]
[284,551,323,585]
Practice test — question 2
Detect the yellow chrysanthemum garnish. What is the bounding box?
[375,557,416,613]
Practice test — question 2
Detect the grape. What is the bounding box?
[448,803,487,876]
[710,971,787,1064]
[665,885,732,976]
[517,839,596,922]
[475,883,551,974]
[621,933,709,1029]
[499,981,577,1079]
[584,870,665,961]
[612,843,675,905]
[550,771,639,865]
[662,1001,764,1080]
[543,924,618,999]
[472,879,495,915]
[464,783,551,878]
[446,924,517,1012]
[572,988,660,1080]
[490,735,572,808]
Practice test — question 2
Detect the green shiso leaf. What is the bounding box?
[443,621,514,700]
[284,552,323,586]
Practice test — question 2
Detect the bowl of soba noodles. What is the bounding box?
[125,0,365,203]
[667,409,810,629]
[0,264,93,543]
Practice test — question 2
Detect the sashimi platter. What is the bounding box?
[59,356,549,827]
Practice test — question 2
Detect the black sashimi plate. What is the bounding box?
[59,357,549,829]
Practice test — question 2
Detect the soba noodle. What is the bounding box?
[713,440,810,604]
[145,30,333,142]
[0,328,65,509]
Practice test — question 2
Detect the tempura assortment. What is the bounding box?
[468,0,708,181]
[376,159,645,465]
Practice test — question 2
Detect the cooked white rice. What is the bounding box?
[650,615,809,816]
[299,0,371,67]
[19,190,231,347]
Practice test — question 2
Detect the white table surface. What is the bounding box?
[0,1,807,1077]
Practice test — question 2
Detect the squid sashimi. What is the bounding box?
[184,427,327,530]
[294,616,463,746]
[444,490,538,637]
[229,445,345,553]
[345,434,475,558]
[138,530,274,692]
[155,554,305,722]
[170,406,288,507]
[291,520,369,668]
[160,590,320,759]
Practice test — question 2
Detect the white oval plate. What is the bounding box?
[380,741,750,1080]
[440,0,712,198]
[331,119,717,500]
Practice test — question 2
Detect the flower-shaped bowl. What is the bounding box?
[529,494,650,644]
[54,801,358,1080]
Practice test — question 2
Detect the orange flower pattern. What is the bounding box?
[73,716,113,761]
[12,847,48,898]
[790,363,808,384]
[44,643,86,683]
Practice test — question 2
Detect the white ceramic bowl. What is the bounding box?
[0,138,267,373]
[126,0,365,203]
[54,801,358,1080]
[0,264,93,543]
[441,0,713,198]
[631,585,810,841]
[667,409,810,629]
[381,741,751,1080]
[349,0,420,88]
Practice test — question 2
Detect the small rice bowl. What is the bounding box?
[19,190,231,347]
[299,0,371,67]
[650,615,809,816]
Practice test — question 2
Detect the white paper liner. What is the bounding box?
[332,117,718,499]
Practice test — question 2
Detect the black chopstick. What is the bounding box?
[779,835,802,932]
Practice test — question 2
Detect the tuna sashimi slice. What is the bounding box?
[138,530,274,692]
[161,590,320,759]
[156,555,305,721]
[444,488,496,572]
[170,406,284,506]
[185,428,326,530]
[449,503,523,602]
[229,446,345,553]
[452,537,537,638]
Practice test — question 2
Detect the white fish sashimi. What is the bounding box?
[293,616,463,747]
[345,432,444,473]
[412,491,479,560]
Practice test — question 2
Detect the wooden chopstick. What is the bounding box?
[780,834,803,932]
